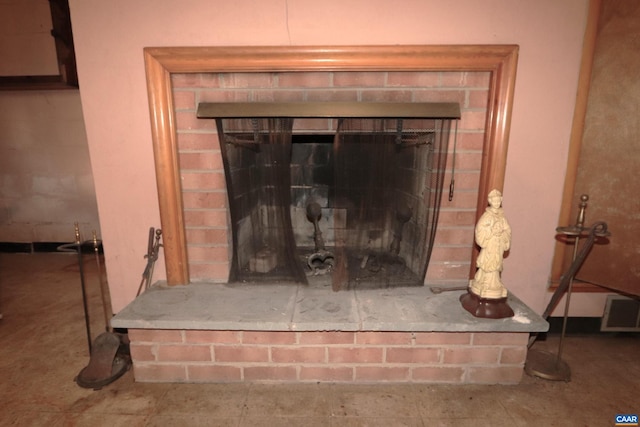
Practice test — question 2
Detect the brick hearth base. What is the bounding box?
[128,329,529,384]
[113,282,547,385]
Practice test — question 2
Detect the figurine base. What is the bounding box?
[459,290,514,319]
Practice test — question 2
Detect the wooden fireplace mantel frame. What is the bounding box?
[144,45,519,286]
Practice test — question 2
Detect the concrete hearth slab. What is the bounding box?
[292,277,360,330]
[112,281,548,333]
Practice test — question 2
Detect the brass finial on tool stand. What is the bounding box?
[525,194,610,381]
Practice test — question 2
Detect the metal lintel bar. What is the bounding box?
[197,102,461,119]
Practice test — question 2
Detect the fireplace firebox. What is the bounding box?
[197,102,460,290]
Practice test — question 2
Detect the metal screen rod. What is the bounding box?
[448,119,459,201]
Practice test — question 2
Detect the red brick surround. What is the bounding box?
[172,70,489,285]
[129,329,528,384]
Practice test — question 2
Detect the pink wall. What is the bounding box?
[69,0,589,313]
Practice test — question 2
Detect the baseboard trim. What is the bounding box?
[547,316,603,334]
[0,242,32,253]
[0,241,103,254]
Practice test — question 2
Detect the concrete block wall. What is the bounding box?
[0,91,100,243]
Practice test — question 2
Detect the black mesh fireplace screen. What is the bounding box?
[198,102,459,289]
[215,117,307,284]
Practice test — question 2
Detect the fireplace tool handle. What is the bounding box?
[306,202,334,273]
[136,227,163,296]
[529,222,609,349]
[55,223,94,354]
[389,202,412,256]
[308,202,325,251]
[92,230,112,333]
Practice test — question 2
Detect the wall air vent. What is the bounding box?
[601,295,640,332]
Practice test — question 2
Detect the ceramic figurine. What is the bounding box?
[469,189,511,298]
[460,189,514,318]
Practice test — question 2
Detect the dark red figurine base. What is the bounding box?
[460,290,514,319]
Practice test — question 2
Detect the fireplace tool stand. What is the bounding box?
[525,195,610,381]
[58,223,131,390]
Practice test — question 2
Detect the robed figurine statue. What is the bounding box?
[460,189,514,318]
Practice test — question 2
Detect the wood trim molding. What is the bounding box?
[143,45,519,286]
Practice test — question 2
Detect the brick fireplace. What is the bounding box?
[112,45,548,384]
[174,70,481,285]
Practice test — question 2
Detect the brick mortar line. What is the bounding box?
[131,335,528,346]
[141,341,522,351]
[135,341,518,347]
[182,207,227,212]
[147,342,516,346]
[140,343,522,356]
[178,85,489,89]
[178,148,222,152]
[139,349,525,365]
[184,261,229,264]
[178,86,491,92]
[184,226,228,229]
[135,361,523,369]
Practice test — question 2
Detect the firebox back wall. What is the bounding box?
[171,71,489,285]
